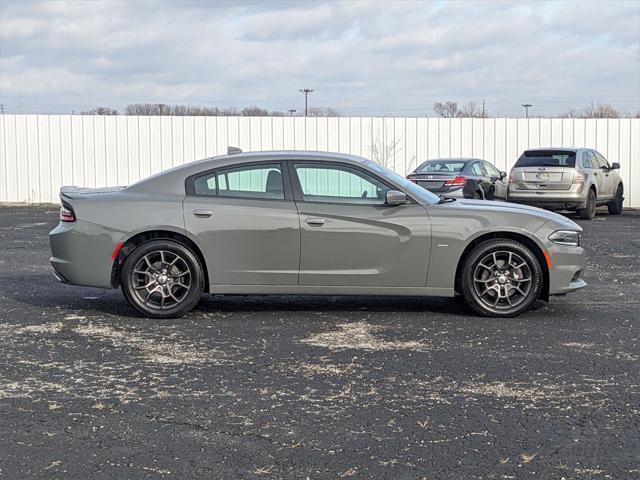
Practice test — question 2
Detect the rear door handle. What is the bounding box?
[193,209,213,218]
[305,217,325,226]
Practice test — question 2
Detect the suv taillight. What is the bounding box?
[572,170,585,184]
[508,171,515,183]
[60,205,75,222]
[443,176,466,187]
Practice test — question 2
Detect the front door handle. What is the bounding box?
[193,209,213,218]
[305,217,325,226]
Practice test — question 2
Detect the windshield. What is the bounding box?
[417,160,466,173]
[364,160,440,205]
[515,150,576,168]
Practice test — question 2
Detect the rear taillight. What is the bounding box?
[60,205,75,222]
[572,170,585,184]
[508,171,515,183]
[443,176,466,187]
[406,176,417,183]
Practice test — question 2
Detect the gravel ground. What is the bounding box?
[0,205,638,480]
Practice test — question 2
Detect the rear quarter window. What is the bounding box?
[515,150,576,168]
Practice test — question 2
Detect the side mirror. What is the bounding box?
[500,171,507,180]
[611,162,620,170]
[386,190,407,206]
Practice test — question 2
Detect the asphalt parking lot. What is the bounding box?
[0,205,638,479]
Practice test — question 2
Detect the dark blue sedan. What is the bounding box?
[407,158,508,200]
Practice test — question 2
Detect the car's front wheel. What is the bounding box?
[121,239,204,318]
[460,239,543,317]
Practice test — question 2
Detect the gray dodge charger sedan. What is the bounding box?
[49,150,586,318]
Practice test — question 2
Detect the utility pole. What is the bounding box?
[482,99,485,118]
[344,98,348,117]
[288,109,296,116]
[522,103,532,118]
[299,88,313,116]
[0,104,5,114]
[19,96,22,113]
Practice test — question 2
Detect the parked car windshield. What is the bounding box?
[417,160,466,173]
[515,150,576,168]
[364,160,440,205]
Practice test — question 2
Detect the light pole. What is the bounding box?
[288,109,296,116]
[299,88,314,116]
[522,103,532,118]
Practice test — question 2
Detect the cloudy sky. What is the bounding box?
[0,0,638,116]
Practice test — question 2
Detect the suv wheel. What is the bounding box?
[607,184,623,215]
[121,239,204,318]
[578,189,597,220]
[460,239,543,317]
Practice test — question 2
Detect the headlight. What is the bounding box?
[549,230,581,246]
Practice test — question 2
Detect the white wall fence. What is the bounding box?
[1,115,639,206]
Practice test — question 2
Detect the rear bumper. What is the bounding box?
[507,187,587,210]
[49,220,121,289]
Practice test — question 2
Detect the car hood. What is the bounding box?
[439,199,582,231]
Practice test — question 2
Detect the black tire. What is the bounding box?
[577,188,597,220]
[472,190,484,200]
[460,239,543,317]
[607,184,624,215]
[121,239,204,318]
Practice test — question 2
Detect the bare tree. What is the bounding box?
[124,103,288,116]
[458,101,489,118]
[433,101,459,118]
[368,127,402,168]
[306,107,342,117]
[81,107,118,115]
[559,102,621,118]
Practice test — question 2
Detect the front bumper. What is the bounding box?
[49,220,122,289]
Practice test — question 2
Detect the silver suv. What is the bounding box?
[507,148,623,220]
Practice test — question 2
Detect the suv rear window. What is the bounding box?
[515,150,576,168]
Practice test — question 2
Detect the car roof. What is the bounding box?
[423,158,482,162]
[523,147,580,153]
[210,150,367,164]
[126,150,370,194]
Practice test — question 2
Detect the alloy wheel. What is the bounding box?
[131,250,192,310]
[472,250,532,310]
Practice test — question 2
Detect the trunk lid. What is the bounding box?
[512,166,574,191]
[60,185,126,199]
[408,173,460,193]
[511,150,578,191]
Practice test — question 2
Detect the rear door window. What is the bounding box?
[582,151,595,169]
[192,163,285,199]
[515,150,577,168]
[470,162,487,176]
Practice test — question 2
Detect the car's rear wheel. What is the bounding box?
[577,188,597,220]
[607,184,623,215]
[121,239,204,318]
[460,239,543,317]
[472,190,484,200]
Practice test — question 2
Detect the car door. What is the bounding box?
[183,161,300,286]
[288,161,430,287]
[483,161,508,199]
[583,151,606,198]
[469,161,490,198]
[593,151,614,199]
